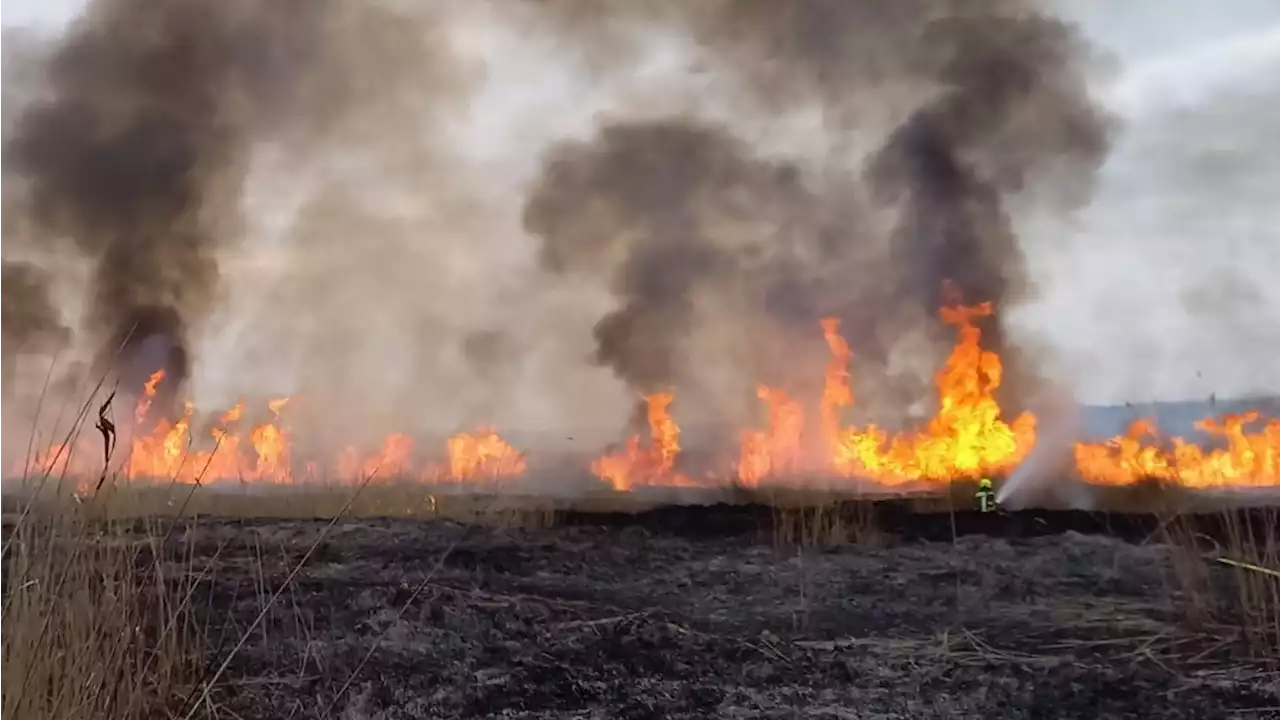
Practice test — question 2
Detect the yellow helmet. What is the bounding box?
[978,477,993,488]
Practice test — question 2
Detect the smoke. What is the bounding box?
[1,260,69,355]
[526,122,826,387]
[865,12,1112,408]
[2,0,458,397]
[995,383,1084,508]
[525,1,1112,424]
[3,0,1115,460]
[169,3,626,451]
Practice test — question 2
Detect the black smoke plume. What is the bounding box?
[1,260,69,353]
[4,0,354,397]
[529,1,1112,416]
[865,13,1112,405]
[524,120,844,397]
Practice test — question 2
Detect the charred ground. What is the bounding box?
[161,505,1280,720]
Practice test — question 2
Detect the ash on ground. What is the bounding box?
[184,519,1277,719]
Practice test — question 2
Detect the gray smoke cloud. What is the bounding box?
[2,0,1116,466]
[524,0,1112,427]
[9,0,285,388]
[3,0,463,404]
[525,121,838,388]
[864,11,1113,409]
[1,261,69,355]
[522,119,886,438]
[1013,16,1280,405]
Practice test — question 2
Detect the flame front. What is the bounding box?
[830,304,1037,483]
[734,306,1037,486]
[15,302,1280,493]
[446,427,527,481]
[19,375,527,489]
[590,392,695,491]
[1075,413,1280,487]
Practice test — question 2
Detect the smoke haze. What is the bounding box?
[522,0,1110,429]
[2,0,1272,466]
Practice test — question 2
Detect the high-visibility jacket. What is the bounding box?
[975,478,996,512]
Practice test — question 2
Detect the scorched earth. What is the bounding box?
[182,510,1277,720]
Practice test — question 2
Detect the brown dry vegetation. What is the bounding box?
[2,484,204,718]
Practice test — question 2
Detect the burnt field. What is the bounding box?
[161,504,1280,720]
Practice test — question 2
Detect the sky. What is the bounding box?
[2,0,1278,407]
[0,0,82,32]
[1023,0,1280,403]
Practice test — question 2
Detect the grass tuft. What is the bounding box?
[1161,507,1280,665]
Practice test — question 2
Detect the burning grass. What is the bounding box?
[0,431,561,720]
[20,299,1280,507]
[18,304,1280,497]
[2,384,212,719]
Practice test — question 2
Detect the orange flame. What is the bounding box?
[248,398,290,482]
[820,317,853,448]
[735,304,1037,486]
[737,386,805,486]
[362,434,414,480]
[134,368,166,425]
[15,384,529,488]
[446,427,527,480]
[1075,413,1280,487]
[591,392,695,492]
[831,303,1036,483]
[13,300,1280,495]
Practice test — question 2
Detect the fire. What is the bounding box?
[734,307,1036,486]
[590,392,696,492]
[446,427,527,481]
[820,318,854,448]
[830,303,1037,484]
[12,301,1280,494]
[248,398,290,482]
[361,434,415,480]
[134,368,166,425]
[15,371,528,488]
[1074,413,1280,487]
[733,318,864,487]
[737,386,805,486]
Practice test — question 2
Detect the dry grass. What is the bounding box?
[759,478,969,548]
[2,381,210,720]
[1,441,559,715]
[1217,508,1280,658]
[1162,507,1280,664]
[1,370,354,719]
[2,470,522,720]
[769,498,883,548]
[2,500,206,720]
[16,480,564,529]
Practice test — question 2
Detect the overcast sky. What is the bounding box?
[0,0,81,36]
[1021,0,1280,403]
[3,0,1278,405]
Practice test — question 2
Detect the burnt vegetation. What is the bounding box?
[5,471,1279,719]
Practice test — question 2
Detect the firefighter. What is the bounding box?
[975,477,997,513]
